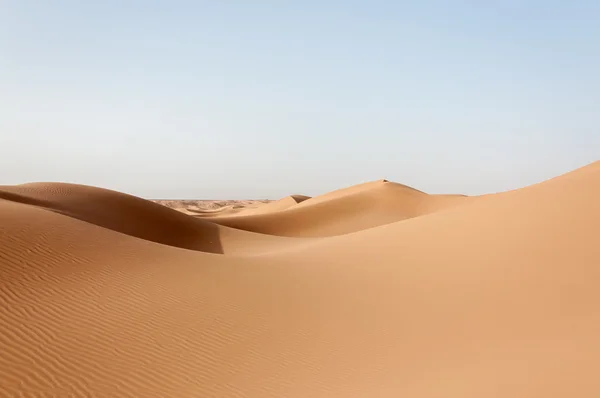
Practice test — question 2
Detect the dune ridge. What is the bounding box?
[206,180,470,237]
[1,161,599,397]
[0,183,305,255]
[236,194,309,214]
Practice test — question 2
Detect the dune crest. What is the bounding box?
[213,194,310,217]
[206,180,469,237]
[1,162,599,397]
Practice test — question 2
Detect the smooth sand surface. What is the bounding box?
[1,162,599,397]
[208,181,470,237]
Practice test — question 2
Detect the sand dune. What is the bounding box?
[152,199,271,217]
[206,180,470,237]
[222,194,310,217]
[0,183,304,256]
[1,162,599,397]
[159,195,312,218]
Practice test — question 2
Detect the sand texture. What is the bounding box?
[1,162,600,397]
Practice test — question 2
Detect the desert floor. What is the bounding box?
[1,162,599,397]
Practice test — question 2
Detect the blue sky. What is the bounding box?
[1,1,598,199]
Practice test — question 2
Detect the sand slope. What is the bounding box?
[207,180,469,237]
[1,162,599,397]
[209,194,310,217]
[0,183,305,256]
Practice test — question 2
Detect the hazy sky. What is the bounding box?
[1,1,598,199]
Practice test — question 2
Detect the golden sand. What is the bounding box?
[1,162,599,397]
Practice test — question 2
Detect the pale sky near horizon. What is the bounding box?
[1,1,598,199]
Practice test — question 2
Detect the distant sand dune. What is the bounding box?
[154,198,272,217]
[206,180,470,237]
[163,195,312,218]
[1,161,599,397]
[222,194,311,217]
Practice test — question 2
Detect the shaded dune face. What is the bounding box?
[0,183,309,256]
[0,183,226,254]
[0,161,599,397]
